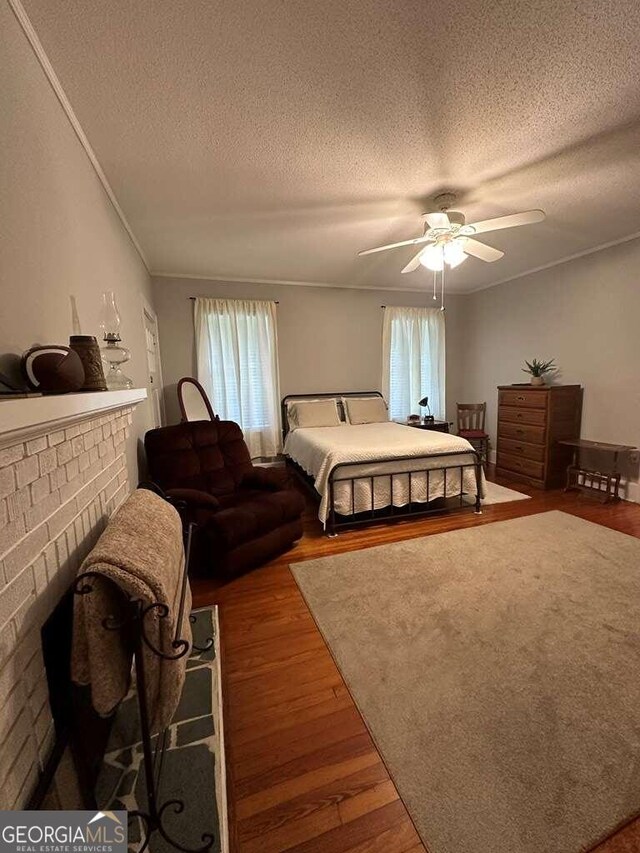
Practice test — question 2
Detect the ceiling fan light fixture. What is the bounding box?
[443,239,467,268]
[446,252,467,269]
[420,240,467,271]
[419,244,444,271]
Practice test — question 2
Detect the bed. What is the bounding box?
[282,391,484,534]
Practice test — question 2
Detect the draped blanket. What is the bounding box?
[72,489,191,733]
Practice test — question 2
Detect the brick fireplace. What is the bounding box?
[0,389,147,808]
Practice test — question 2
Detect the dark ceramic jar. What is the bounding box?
[69,335,107,392]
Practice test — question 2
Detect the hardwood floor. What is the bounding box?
[192,472,640,853]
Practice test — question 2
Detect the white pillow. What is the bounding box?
[288,399,342,429]
[285,397,337,430]
[343,396,389,425]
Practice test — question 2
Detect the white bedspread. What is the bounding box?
[284,422,485,525]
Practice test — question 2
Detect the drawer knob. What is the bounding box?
[516,395,525,401]
[516,428,524,434]
[517,413,523,419]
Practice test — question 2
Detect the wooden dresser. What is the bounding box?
[496,385,583,489]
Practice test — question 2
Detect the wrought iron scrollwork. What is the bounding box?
[74,572,132,632]
[73,506,217,853]
[189,613,215,653]
[138,601,191,660]
[129,802,215,853]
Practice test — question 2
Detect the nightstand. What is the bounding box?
[394,419,451,433]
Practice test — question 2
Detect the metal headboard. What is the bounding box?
[281,390,384,441]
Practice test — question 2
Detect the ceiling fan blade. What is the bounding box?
[358,235,431,256]
[424,211,451,229]
[401,249,425,274]
[463,238,504,262]
[467,209,545,235]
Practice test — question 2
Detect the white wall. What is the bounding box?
[461,238,640,495]
[0,0,155,473]
[1,0,160,807]
[151,244,640,503]
[153,237,640,497]
[152,276,466,427]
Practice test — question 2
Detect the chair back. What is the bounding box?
[457,402,486,433]
[177,377,218,423]
[145,420,253,496]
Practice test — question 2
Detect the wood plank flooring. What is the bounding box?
[192,471,640,853]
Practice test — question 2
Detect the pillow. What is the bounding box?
[343,396,389,425]
[288,399,342,429]
[285,397,336,430]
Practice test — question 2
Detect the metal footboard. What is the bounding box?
[325,449,483,535]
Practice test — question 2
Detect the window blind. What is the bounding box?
[194,298,281,457]
[382,306,446,421]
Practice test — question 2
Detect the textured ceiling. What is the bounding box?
[22,0,640,292]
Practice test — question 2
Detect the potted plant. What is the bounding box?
[522,358,555,386]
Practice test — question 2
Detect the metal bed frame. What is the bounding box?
[282,391,483,535]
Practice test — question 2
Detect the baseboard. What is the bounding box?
[253,454,285,467]
[625,480,640,503]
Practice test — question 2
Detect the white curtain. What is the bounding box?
[194,298,281,457]
[382,306,446,420]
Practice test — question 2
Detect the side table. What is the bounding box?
[558,439,637,502]
[395,419,451,434]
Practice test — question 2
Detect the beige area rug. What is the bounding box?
[291,511,640,853]
[467,479,530,506]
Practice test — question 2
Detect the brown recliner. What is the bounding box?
[144,420,304,577]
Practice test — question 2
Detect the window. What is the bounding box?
[194,298,281,457]
[382,306,446,420]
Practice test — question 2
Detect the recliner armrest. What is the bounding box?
[164,488,221,510]
[240,467,291,492]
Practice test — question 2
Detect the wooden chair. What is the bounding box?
[456,402,489,466]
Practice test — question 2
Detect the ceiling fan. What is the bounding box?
[358,193,546,274]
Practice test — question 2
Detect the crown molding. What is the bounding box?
[8,0,149,272]
[153,227,640,297]
[464,228,640,294]
[150,271,466,295]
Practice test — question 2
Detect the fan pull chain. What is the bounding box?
[433,270,437,301]
[441,264,445,311]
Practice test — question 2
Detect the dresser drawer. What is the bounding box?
[499,389,547,409]
[497,452,545,480]
[498,422,546,444]
[498,438,545,462]
[499,405,547,427]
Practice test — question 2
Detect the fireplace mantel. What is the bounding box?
[0,388,148,449]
